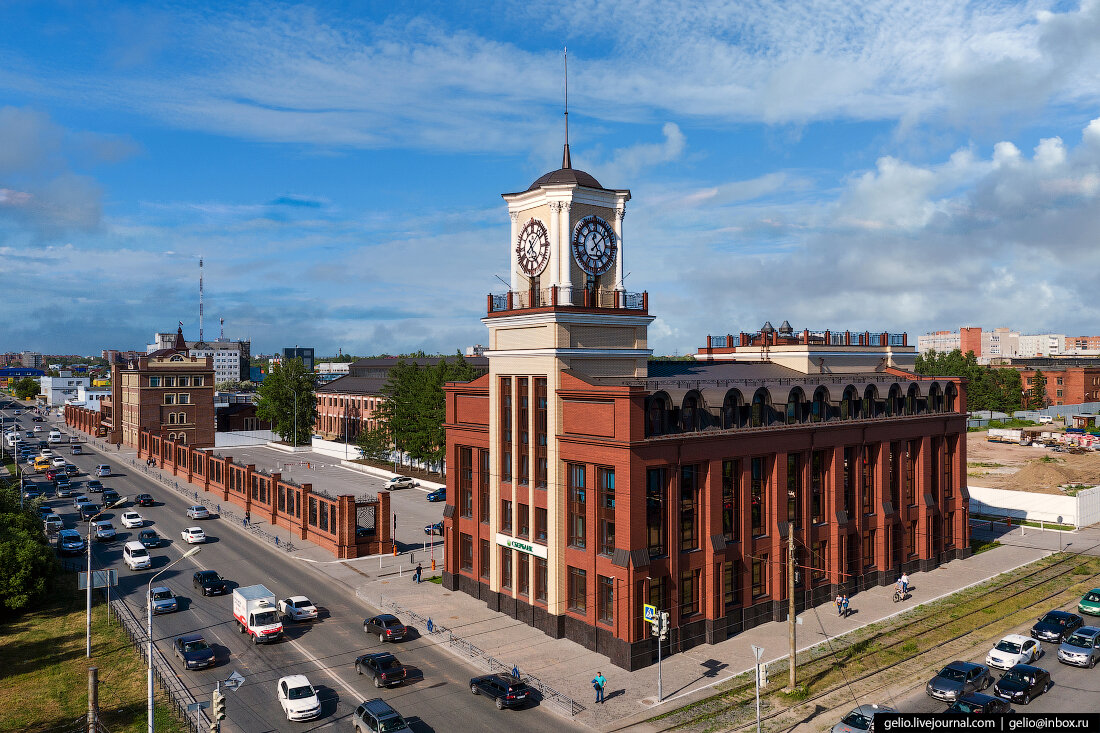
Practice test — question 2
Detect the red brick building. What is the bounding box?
[441,153,970,670]
[1011,363,1100,406]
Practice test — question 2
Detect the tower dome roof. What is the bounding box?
[527,167,604,191]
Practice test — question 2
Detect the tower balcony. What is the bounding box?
[487,286,648,317]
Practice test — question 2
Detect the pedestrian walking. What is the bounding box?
[835,593,844,617]
[414,563,423,583]
[841,594,850,618]
[592,672,606,704]
[244,510,250,526]
[899,572,909,595]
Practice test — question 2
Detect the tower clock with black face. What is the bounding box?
[516,218,550,275]
[571,215,616,275]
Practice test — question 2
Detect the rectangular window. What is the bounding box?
[479,450,490,524]
[479,538,490,578]
[862,529,875,569]
[751,457,767,536]
[861,445,875,514]
[149,376,160,387]
[944,436,955,499]
[680,569,698,616]
[192,376,204,386]
[163,393,174,405]
[647,576,667,616]
[460,447,473,518]
[501,548,513,590]
[811,450,825,524]
[598,467,615,556]
[722,459,740,542]
[178,376,189,387]
[460,533,473,572]
[811,540,826,582]
[930,437,940,501]
[501,499,513,534]
[518,503,529,538]
[752,556,768,598]
[535,507,547,543]
[164,376,175,387]
[567,567,586,613]
[500,378,512,483]
[517,552,529,596]
[906,441,917,505]
[843,447,854,516]
[889,442,900,508]
[680,464,699,551]
[646,468,667,557]
[568,463,586,548]
[945,512,955,549]
[597,575,614,625]
[786,454,801,528]
[535,378,548,487]
[907,522,917,558]
[535,558,548,602]
[308,497,318,527]
[518,377,529,485]
[723,561,737,607]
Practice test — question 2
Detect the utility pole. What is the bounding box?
[751,645,765,733]
[787,532,797,690]
[88,666,99,733]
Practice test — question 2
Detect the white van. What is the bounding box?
[48,430,62,444]
[123,541,152,570]
[1038,415,1054,425]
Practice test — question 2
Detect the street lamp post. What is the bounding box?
[86,507,109,658]
[147,547,201,733]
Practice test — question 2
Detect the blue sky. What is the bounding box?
[4,1,1100,356]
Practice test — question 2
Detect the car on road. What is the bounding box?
[1057,626,1100,668]
[276,675,322,722]
[193,570,228,596]
[830,704,898,733]
[925,661,992,702]
[173,633,216,670]
[363,614,406,642]
[424,521,443,536]
[72,494,89,507]
[426,488,445,502]
[353,699,410,733]
[23,487,42,501]
[986,634,1040,670]
[79,503,101,522]
[1079,589,1100,616]
[101,489,121,507]
[55,483,74,498]
[43,513,63,533]
[181,527,206,544]
[355,652,407,688]
[58,529,85,555]
[384,476,417,490]
[149,586,179,614]
[54,477,71,492]
[64,464,78,476]
[123,540,151,570]
[138,528,161,548]
[135,493,154,507]
[50,456,66,467]
[45,468,60,481]
[945,692,1013,714]
[469,672,531,710]
[279,596,319,622]
[94,464,111,477]
[86,480,103,493]
[93,520,116,541]
[71,445,82,455]
[992,663,1051,705]
[33,425,42,433]
[120,511,144,528]
[1031,610,1083,643]
[186,505,210,520]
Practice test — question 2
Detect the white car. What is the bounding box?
[51,456,67,467]
[186,505,210,520]
[277,674,322,721]
[181,527,206,544]
[986,633,1041,670]
[278,596,319,622]
[384,476,418,490]
[120,511,144,528]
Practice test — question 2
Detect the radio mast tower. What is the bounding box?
[199,256,205,342]
[220,317,224,340]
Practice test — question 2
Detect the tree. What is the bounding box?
[1027,370,1048,410]
[913,348,1021,413]
[0,485,59,613]
[356,423,392,461]
[255,358,317,446]
[13,377,39,401]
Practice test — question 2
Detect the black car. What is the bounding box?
[173,633,215,670]
[86,480,104,493]
[193,570,228,596]
[355,652,408,688]
[946,692,1014,714]
[135,493,154,507]
[64,464,79,476]
[363,614,407,642]
[469,673,530,710]
[78,503,100,521]
[101,489,121,507]
[993,664,1052,705]
[1031,610,1083,643]
[138,528,161,548]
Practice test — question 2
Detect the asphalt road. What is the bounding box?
[7,405,577,733]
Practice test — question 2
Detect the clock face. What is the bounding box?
[571,216,617,275]
[516,218,550,275]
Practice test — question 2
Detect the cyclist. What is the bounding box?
[899,572,909,595]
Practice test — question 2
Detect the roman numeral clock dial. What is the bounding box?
[517,218,550,276]
[571,215,617,276]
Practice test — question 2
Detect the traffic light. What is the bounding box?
[757,663,768,688]
[212,688,227,721]
[650,611,670,640]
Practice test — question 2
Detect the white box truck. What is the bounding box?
[232,584,283,644]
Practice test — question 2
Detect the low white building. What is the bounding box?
[68,385,112,411]
[39,373,90,406]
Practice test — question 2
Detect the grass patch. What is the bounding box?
[972,513,1075,531]
[970,538,1001,555]
[968,462,1003,468]
[1040,455,1064,464]
[1062,484,1094,497]
[427,575,442,584]
[0,574,188,733]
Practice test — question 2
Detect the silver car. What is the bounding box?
[926,661,991,701]
[1058,626,1100,668]
[150,586,179,614]
[832,704,898,733]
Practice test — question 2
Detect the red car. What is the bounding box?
[45,468,59,481]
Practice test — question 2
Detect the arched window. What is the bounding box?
[811,386,830,422]
[722,389,745,429]
[751,388,773,427]
[168,413,176,424]
[681,391,705,432]
[928,383,943,412]
[786,388,806,424]
[645,392,672,437]
[863,385,879,419]
[887,384,903,417]
[945,382,958,412]
[179,433,186,445]
[906,383,920,415]
[170,354,184,362]
[841,385,860,420]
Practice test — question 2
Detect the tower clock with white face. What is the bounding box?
[516,218,550,275]
[571,215,617,275]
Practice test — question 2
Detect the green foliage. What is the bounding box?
[12,377,40,401]
[914,348,1022,413]
[214,380,256,392]
[255,359,317,445]
[356,423,392,461]
[1026,370,1048,410]
[0,485,59,613]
